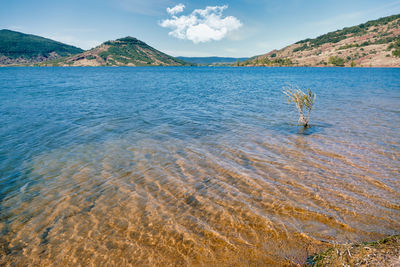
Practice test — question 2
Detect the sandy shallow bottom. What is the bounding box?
[1,125,399,266]
[1,67,400,266]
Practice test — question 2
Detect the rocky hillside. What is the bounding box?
[0,30,83,66]
[40,37,192,66]
[242,14,400,67]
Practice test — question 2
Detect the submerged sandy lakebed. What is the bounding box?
[0,67,399,266]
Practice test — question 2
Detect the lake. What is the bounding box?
[1,67,399,265]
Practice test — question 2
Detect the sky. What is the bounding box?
[1,0,400,57]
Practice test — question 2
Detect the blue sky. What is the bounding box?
[1,0,400,57]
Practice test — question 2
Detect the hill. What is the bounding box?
[242,14,400,67]
[0,30,83,65]
[177,56,249,65]
[41,37,193,66]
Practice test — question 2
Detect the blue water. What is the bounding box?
[1,67,400,265]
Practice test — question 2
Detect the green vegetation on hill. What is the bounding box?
[108,37,191,66]
[98,37,182,65]
[296,14,400,49]
[41,36,193,67]
[328,56,345,67]
[241,13,400,67]
[388,38,400,57]
[0,29,83,64]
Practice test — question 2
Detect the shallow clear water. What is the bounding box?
[0,67,399,266]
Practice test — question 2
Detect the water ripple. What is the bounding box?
[0,67,399,266]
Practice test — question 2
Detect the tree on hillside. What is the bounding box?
[388,38,400,57]
[328,56,345,67]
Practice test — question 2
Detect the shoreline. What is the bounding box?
[307,235,400,266]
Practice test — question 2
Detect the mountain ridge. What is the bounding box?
[39,36,193,67]
[0,29,83,65]
[2,14,400,67]
[241,14,400,67]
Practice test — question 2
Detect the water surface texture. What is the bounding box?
[1,67,400,266]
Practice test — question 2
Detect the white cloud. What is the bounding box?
[160,4,242,43]
[167,4,185,15]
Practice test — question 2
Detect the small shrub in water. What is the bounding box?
[283,85,316,127]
